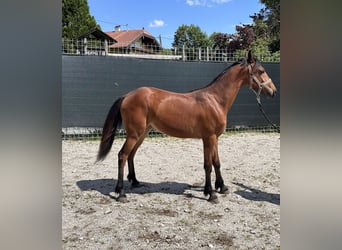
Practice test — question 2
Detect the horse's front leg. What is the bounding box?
[214,164,228,194]
[212,140,228,194]
[204,162,218,202]
[203,136,218,203]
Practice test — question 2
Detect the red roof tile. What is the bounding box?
[105,29,159,48]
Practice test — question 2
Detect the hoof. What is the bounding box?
[219,185,229,194]
[208,193,219,204]
[203,186,211,197]
[116,195,128,203]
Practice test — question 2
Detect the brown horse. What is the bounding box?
[97,51,277,203]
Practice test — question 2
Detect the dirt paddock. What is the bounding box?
[62,132,280,249]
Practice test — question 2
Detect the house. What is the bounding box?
[106,27,161,54]
[73,28,117,55]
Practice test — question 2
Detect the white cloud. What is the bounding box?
[186,0,206,6]
[149,19,165,28]
[185,0,231,6]
[211,0,231,3]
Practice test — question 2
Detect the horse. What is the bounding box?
[97,51,277,203]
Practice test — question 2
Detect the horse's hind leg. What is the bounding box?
[116,136,139,202]
[127,126,152,187]
[212,138,228,194]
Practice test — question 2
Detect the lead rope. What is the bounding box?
[256,97,280,133]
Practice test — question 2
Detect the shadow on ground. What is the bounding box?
[76,178,200,199]
[233,182,280,205]
[77,179,279,204]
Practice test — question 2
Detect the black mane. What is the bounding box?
[208,61,242,85]
[187,59,246,93]
[208,57,261,85]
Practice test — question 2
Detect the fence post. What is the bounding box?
[207,47,209,61]
[182,45,186,61]
[198,47,201,61]
[83,38,87,55]
[104,40,108,56]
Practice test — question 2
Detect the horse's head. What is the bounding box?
[245,51,277,100]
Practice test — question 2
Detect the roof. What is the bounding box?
[105,29,160,48]
[76,28,117,42]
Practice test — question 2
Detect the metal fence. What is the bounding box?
[62,55,280,140]
[62,38,280,63]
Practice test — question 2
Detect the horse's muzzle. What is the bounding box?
[263,84,277,97]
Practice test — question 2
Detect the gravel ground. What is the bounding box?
[62,132,280,249]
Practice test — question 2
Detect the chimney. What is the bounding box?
[114,25,121,32]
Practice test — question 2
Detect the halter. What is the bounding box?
[248,64,273,104]
[248,63,280,133]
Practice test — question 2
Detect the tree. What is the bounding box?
[250,0,280,52]
[260,0,280,38]
[235,24,256,50]
[210,32,231,49]
[210,25,255,52]
[172,24,209,48]
[62,0,100,39]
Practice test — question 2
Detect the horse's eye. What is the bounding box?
[259,70,265,75]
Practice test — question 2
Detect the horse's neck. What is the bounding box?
[207,69,243,113]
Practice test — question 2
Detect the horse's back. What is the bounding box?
[123,86,188,108]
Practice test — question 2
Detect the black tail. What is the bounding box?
[97,97,124,161]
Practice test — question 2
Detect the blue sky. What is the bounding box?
[88,0,265,48]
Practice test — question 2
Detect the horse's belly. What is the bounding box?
[151,120,201,138]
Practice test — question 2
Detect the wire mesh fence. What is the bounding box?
[62,125,280,141]
[62,40,280,140]
[62,38,280,62]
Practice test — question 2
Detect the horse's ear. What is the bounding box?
[247,50,255,64]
